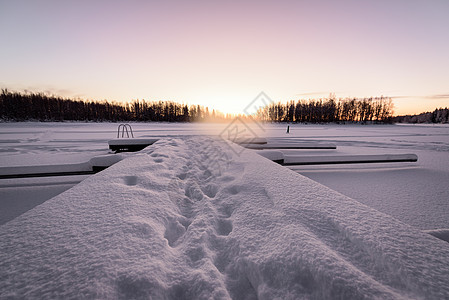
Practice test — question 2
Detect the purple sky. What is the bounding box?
[1,0,449,114]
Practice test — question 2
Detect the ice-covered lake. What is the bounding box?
[1,122,448,230]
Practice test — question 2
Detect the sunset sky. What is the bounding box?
[1,0,448,115]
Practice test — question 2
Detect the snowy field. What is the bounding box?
[1,127,449,299]
[1,122,448,230]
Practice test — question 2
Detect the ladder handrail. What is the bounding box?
[117,124,134,138]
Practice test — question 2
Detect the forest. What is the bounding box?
[256,96,394,123]
[2,89,442,123]
[393,108,449,124]
[0,89,222,122]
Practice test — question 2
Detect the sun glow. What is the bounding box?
[188,90,262,116]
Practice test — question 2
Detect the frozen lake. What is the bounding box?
[1,122,448,230]
[2,122,449,299]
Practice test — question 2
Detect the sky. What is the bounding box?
[1,0,449,115]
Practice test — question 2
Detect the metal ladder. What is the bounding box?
[117,124,134,138]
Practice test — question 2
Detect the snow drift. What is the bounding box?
[1,137,448,299]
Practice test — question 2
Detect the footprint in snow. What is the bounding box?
[216,218,233,236]
[179,218,191,231]
[202,183,218,198]
[186,246,206,264]
[123,175,138,186]
[177,172,187,180]
[164,219,186,247]
[219,175,235,182]
[185,184,204,201]
[200,169,212,180]
[218,205,235,218]
[226,185,242,195]
[151,153,169,158]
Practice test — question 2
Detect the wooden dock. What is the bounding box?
[108,138,159,152]
[241,142,337,150]
[281,154,418,165]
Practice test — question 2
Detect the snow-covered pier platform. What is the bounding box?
[1,137,448,299]
[257,151,418,166]
[108,138,159,152]
[0,154,124,179]
[241,142,337,149]
[283,153,418,165]
[108,136,269,153]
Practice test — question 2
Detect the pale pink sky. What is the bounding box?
[1,0,449,115]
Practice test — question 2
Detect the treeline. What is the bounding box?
[1,89,130,121]
[1,89,395,123]
[0,89,228,122]
[393,108,449,124]
[256,96,394,123]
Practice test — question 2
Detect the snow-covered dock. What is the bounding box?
[257,151,418,166]
[108,138,159,152]
[0,154,124,179]
[1,137,448,299]
[108,137,269,153]
[283,153,418,165]
[241,142,337,149]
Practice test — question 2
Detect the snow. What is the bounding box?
[0,122,112,167]
[1,136,449,299]
[1,122,449,231]
[0,152,126,224]
[274,124,449,230]
[0,175,88,225]
[0,122,225,167]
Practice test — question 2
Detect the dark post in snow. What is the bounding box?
[286,125,290,134]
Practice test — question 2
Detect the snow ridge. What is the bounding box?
[1,137,448,299]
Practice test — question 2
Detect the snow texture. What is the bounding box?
[1,136,448,299]
[0,175,88,225]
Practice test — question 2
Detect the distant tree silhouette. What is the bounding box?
[0,90,227,122]
[255,96,394,123]
[0,89,403,123]
[394,107,449,124]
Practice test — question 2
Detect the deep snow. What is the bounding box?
[1,122,448,230]
[1,136,449,299]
